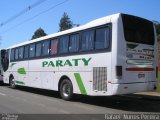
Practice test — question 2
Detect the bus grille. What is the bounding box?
[93,67,107,91]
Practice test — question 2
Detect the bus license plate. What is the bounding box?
[138,73,145,78]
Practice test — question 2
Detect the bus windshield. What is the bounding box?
[122,14,155,45]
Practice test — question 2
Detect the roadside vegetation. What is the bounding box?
[31,12,74,40]
[157,71,160,92]
[157,84,160,92]
[155,21,160,93]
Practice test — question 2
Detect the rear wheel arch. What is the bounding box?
[9,74,14,83]
[58,75,74,100]
[58,75,72,91]
[9,74,16,89]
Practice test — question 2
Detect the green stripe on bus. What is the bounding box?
[16,81,25,85]
[10,63,16,68]
[74,73,87,95]
[17,68,26,75]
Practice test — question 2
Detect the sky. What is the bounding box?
[0,0,159,48]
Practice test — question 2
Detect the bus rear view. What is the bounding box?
[112,14,158,95]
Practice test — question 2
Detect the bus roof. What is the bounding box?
[9,13,121,49]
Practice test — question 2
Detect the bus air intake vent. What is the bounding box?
[93,67,107,91]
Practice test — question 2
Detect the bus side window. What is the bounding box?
[10,49,15,61]
[18,46,24,59]
[69,34,80,52]
[42,40,50,56]
[81,30,94,51]
[95,27,110,50]
[24,45,29,59]
[29,44,35,58]
[59,36,69,54]
[36,42,42,57]
[51,39,58,55]
[15,48,19,60]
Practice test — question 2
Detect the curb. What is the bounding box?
[133,92,160,101]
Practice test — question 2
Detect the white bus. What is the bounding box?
[2,13,158,100]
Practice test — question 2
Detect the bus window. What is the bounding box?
[29,44,35,58]
[18,47,24,59]
[69,34,79,52]
[10,49,15,61]
[24,45,29,59]
[122,14,154,45]
[42,40,50,56]
[81,30,94,51]
[15,48,19,60]
[59,36,69,54]
[51,39,58,55]
[95,27,110,49]
[36,42,42,57]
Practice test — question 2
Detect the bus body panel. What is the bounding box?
[5,52,112,96]
[111,81,157,95]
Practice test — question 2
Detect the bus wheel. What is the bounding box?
[60,79,73,101]
[9,76,16,89]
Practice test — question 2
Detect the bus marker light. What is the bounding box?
[108,81,111,83]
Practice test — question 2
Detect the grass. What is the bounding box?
[158,71,160,81]
[157,83,160,92]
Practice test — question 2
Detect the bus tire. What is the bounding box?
[9,76,16,89]
[60,79,73,101]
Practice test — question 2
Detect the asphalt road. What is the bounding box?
[0,84,160,115]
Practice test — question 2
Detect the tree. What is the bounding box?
[158,34,160,41]
[59,12,73,31]
[153,21,160,35]
[31,28,47,40]
[153,21,160,41]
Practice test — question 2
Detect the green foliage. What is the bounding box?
[59,12,73,31]
[151,21,160,93]
[153,21,160,41]
[157,27,160,35]
[158,34,160,41]
[157,25,160,35]
[157,83,160,93]
[153,21,160,35]
[31,28,47,40]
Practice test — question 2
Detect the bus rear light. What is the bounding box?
[116,66,122,79]
[108,81,111,83]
